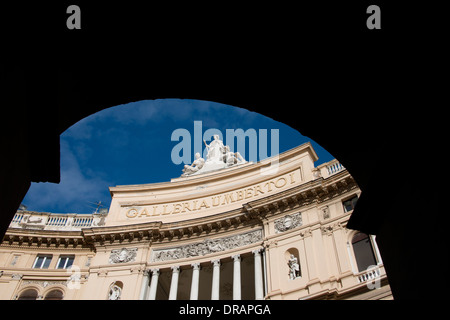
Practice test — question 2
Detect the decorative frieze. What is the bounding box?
[20,280,67,288]
[151,230,263,262]
[274,212,302,233]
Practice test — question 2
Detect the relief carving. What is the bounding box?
[274,212,302,233]
[152,230,262,262]
[109,248,137,264]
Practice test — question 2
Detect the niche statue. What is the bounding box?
[288,254,301,280]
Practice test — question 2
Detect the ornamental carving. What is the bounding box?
[274,212,302,233]
[109,248,137,264]
[152,230,262,262]
[21,280,67,288]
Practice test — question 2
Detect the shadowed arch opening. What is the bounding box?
[17,288,39,300]
[44,289,64,300]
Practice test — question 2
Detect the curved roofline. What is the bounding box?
[109,141,319,195]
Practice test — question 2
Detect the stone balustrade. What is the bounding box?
[315,159,346,179]
[9,210,106,231]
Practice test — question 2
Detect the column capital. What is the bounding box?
[151,268,160,275]
[252,247,263,255]
[211,259,221,267]
[232,254,241,261]
[191,262,201,270]
[171,265,180,273]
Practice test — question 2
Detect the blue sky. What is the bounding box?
[22,99,334,214]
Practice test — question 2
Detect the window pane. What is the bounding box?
[57,256,75,269]
[42,256,52,269]
[343,196,358,212]
[353,236,377,272]
[343,202,352,212]
[66,257,74,269]
[57,258,66,269]
[34,256,44,268]
[351,196,358,209]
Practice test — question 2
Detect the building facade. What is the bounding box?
[0,142,392,300]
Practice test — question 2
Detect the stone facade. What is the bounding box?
[0,142,392,300]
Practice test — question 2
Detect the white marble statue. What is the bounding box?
[181,135,247,177]
[223,145,247,166]
[108,282,122,300]
[203,135,225,162]
[223,145,236,166]
[182,152,205,176]
[288,254,300,280]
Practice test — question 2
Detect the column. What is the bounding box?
[262,249,268,297]
[232,254,241,300]
[169,266,180,300]
[139,269,150,300]
[147,268,160,300]
[190,263,201,300]
[211,259,221,300]
[253,248,264,300]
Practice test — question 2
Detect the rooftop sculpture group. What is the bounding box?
[182,135,246,177]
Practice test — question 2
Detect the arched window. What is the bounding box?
[44,289,64,300]
[18,289,38,300]
[351,232,377,272]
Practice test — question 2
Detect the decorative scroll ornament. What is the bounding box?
[109,248,137,264]
[152,230,262,262]
[274,212,302,233]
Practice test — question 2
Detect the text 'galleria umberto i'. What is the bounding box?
[0,139,392,300]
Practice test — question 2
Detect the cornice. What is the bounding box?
[2,168,357,248]
[81,209,262,246]
[243,169,357,219]
[2,229,90,250]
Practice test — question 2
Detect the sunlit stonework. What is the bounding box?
[0,142,392,300]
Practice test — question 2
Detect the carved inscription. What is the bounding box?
[125,170,300,219]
